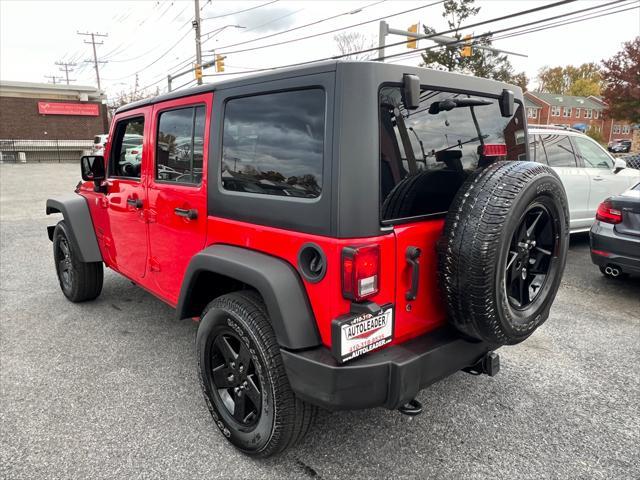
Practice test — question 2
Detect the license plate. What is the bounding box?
[331,307,393,363]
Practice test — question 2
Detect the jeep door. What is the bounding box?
[146,94,211,304]
[537,133,591,231]
[103,110,150,279]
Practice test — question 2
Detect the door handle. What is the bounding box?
[405,246,421,301]
[127,198,143,209]
[174,207,198,220]
[593,176,604,181]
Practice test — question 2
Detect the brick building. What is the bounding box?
[0,81,108,162]
[524,91,634,145]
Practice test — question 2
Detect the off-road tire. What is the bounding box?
[53,220,103,302]
[437,161,569,345]
[196,290,316,457]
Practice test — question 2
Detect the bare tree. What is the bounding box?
[334,32,375,60]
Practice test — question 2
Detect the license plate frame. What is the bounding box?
[331,306,394,364]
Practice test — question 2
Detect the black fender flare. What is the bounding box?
[177,245,321,350]
[46,195,102,263]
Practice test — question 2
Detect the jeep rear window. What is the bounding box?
[379,86,526,222]
[221,89,324,199]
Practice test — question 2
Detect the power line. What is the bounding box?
[201,0,279,21]
[204,0,391,53]
[201,0,579,78]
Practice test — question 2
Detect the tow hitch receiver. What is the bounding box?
[398,398,423,417]
[463,351,500,377]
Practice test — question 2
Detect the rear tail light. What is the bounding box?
[479,143,507,157]
[596,201,622,224]
[342,245,380,302]
[131,150,139,154]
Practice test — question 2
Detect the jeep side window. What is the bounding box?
[156,105,205,184]
[110,117,145,179]
[572,136,613,169]
[539,134,577,167]
[221,89,324,199]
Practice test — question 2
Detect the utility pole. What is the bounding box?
[55,61,77,85]
[77,31,108,92]
[44,75,65,85]
[193,0,203,85]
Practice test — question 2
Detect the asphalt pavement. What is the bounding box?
[1,163,639,480]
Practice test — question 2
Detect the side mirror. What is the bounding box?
[500,89,514,117]
[402,74,420,110]
[613,157,627,173]
[81,155,106,182]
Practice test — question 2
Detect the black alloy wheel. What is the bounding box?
[56,236,74,293]
[208,329,262,427]
[505,203,558,309]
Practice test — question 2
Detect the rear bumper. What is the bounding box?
[281,327,495,410]
[590,221,640,275]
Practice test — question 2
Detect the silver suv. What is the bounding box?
[528,125,640,232]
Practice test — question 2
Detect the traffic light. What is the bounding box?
[461,35,472,57]
[406,23,418,49]
[194,64,203,81]
[215,55,225,73]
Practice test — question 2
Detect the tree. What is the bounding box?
[419,0,527,86]
[601,36,640,123]
[536,63,602,95]
[586,125,604,144]
[334,32,375,60]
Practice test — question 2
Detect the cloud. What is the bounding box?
[228,6,302,34]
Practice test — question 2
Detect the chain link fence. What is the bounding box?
[0,139,93,163]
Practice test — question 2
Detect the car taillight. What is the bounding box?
[131,150,139,154]
[596,201,622,224]
[342,245,380,302]
[479,143,507,157]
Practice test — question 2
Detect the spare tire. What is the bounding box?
[437,161,569,345]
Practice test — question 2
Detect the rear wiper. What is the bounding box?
[429,98,492,114]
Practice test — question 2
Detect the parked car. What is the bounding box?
[528,125,640,232]
[90,134,108,155]
[608,139,632,153]
[46,61,570,457]
[590,182,640,278]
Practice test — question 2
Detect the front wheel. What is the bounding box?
[53,221,103,302]
[196,291,316,457]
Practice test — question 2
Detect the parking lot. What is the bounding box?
[1,163,638,480]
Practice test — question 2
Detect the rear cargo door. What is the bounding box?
[378,85,528,342]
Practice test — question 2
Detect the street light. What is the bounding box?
[202,24,245,41]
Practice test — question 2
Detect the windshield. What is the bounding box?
[379,86,526,222]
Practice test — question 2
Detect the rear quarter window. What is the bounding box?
[221,89,325,199]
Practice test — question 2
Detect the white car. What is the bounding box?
[528,126,640,232]
[90,134,108,155]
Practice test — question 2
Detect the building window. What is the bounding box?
[575,108,581,117]
[562,107,571,117]
[221,88,325,199]
[613,125,621,134]
[527,107,537,119]
[551,106,561,116]
[594,110,599,119]
[622,125,630,134]
[584,109,593,119]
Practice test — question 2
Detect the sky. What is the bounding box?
[1,0,638,100]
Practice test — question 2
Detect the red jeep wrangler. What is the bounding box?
[47,61,569,457]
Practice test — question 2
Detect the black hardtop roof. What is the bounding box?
[115,60,522,115]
